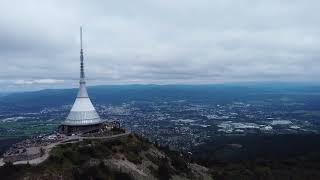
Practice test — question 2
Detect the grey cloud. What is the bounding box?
[13,79,65,85]
[0,0,319,91]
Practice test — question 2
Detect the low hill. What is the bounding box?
[0,134,212,180]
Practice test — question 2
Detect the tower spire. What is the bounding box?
[80,26,85,83]
[60,27,102,132]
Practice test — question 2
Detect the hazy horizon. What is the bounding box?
[1,81,320,93]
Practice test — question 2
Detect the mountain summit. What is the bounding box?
[0,134,212,180]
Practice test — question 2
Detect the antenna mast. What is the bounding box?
[80,27,85,83]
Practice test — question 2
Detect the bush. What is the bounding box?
[126,152,142,164]
[48,154,64,164]
[171,155,190,174]
[157,158,172,180]
[114,172,133,180]
[145,152,160,165]
[72,162,133,180]
[63,149,82,165]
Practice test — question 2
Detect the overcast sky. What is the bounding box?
[0,0,319,91]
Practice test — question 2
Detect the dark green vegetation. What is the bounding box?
[192,134,320,180]
[146,145,195,180]
[158,145,191,175]
[0,121,59,137]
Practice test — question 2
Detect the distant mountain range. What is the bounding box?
[1,83,320,112]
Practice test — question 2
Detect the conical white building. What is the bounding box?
[60,27,104,134]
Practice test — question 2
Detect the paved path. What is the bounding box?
[80,132,130,140]
[12,141,61,166]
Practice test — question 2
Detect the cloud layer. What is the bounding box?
[0,0,319,91]
[13,79,64,85]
